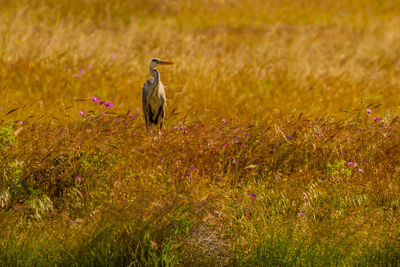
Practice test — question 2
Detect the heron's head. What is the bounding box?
[149,58,174,69]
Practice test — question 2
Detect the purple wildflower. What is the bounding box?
[348,161,354,166]
[91,96,99,103]
[245,133,249,137]
[222,118,227,123]
[366,109,373,114]
[252,193,256,200]
[299,212,306,217]
[375,117,380,122]
[100,100,105,105]
[223,142,227,146]
[106,102,113,108]
[129,113,135,119]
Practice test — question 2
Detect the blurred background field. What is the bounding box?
[1,0,400,265]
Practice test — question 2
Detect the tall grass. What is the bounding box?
[1,0,400,265]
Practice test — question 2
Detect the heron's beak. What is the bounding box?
[160,61,174,65]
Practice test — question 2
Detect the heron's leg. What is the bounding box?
[159,108,164,130]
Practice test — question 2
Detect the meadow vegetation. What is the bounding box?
[1,0,400,265]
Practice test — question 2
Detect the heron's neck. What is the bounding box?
[150,68,160,89]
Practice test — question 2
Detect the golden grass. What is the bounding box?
[1,0,400,265]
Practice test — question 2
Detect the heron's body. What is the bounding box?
[142,58,174,133]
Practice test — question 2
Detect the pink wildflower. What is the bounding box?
[366,109,373,114]
[76,176,82,182]
[129,113,135,119]
[222,118,227,123]
[91,96,99,103]
[100,100,105,105]
[348,161,354,166]
[106,102,113,108]
[375,117,380,122]
[79,111,84,117]
[358,168,365,173]
[299,212,306,217]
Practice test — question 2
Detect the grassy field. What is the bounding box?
[1,0,400,265]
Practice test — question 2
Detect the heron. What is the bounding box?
[142,58,174,134]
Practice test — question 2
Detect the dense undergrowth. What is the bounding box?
[1,108,400,265]
[1,0,400,265]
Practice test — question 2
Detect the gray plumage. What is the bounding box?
[142,58,174,132]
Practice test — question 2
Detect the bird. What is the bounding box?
[142,58,174,134]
